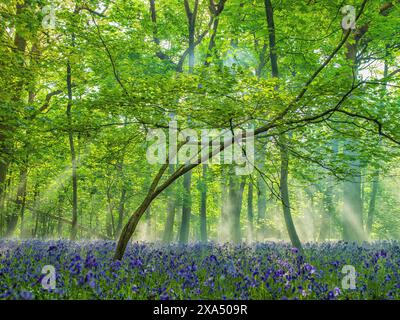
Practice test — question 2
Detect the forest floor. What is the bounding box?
[0,240,399,300]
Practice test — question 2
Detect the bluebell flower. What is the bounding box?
[131,285,139,293]
[20,291,34,300]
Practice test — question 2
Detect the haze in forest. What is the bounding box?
[1,0,400,259]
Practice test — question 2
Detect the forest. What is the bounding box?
[1,0,400,300]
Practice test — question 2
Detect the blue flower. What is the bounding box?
[20,291,34,300]
[160,292,169,300]
[304,263,316,274]
[131,285,139,293]
[85,254,98,269]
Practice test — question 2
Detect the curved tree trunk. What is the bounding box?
[264,0,302,251]
[279,137,303,251]
[114,192,156,260]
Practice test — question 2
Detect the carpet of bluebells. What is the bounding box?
[1,240,400,300]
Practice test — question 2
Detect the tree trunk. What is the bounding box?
[247,181,254,241]
[319,181,334,241]
[199,164,207,242]
[366,175,378,237]
[255,143,267,234]
[1,2,27,235]
[227,175,245,243]
[197,1,224,243]
[185,0,197,73]
[106,186,115,238]
[319,140,338,240]
[16,166,27,236]
[367,55,388,237]
[116,187,127,237]
[163,165,177,242]
[144,205,152,241]
[57,193,64,238]
[279,137,303,251]
[32,182,39,238]
[162,200,176,242]
[256,170,267,229]
[265,0,302,251]
[115,148,127,237]
[219,173,229,242]
[340,6,366,242]
[178,0,198,244]
[66,59,78,240]
[114,190,157,259]
[342,164,364,241]
[179,172,192,243]
[0,157,8,235]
